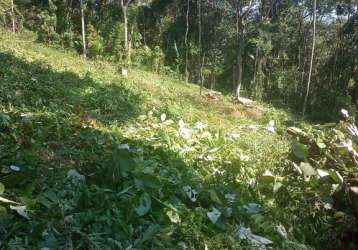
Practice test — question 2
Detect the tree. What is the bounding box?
[120,0,133,67]
[234,0,253,98]
[198,0,203,95]
[185,0,190,83]
[80,0,87,58]
[302,0,317,116]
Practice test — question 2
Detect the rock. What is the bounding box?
[349,186,358,216]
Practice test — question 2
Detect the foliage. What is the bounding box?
[1,7,358,247]
[3,0,356,119]
[0,29,330,249]
[280,112,358,249]
[37,0,59,44]
[86,23,104,58]
[109,21,125,62]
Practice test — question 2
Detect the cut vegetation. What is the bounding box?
[0,30,357,249]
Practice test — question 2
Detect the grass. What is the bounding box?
[0,29,348,249]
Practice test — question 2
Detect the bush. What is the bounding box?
[86,24,104,58]
[37,0,58,44]
[62,31,74,47]
[108,22,125,62]
[285,110,358,248]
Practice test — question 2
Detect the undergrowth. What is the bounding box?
[0,29,355,249]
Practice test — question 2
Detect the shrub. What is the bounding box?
[86,24,104,58]
[37,0,58,44]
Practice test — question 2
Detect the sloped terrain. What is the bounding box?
[0,30,348,249]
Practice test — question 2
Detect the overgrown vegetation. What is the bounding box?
[1,0,358,248]
[2,0,357,120]
[0,28,357,249]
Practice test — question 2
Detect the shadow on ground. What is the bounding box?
[0,51,251,249]
[0,52,141,126]
[0,51,353,249]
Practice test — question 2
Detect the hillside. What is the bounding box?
[0,30,355,249]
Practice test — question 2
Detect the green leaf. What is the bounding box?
[134,193,152,216]
[10,205,29,219]
[273,182,283,193]
[135,173,161,189]
[209,190,222,204]
[142,224,160,243]
[0,183,4,195]
[317,169,329,178]
[259,170,275,183]
[207,207,221,224]
[166,209,181,224]
[299,162,316,176]
[114,150,136,173]
[119,157,136,172]
[316,141,326,149]
[292,143,309,160]
[329,170,343,184]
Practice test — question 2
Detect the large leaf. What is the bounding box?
[166,209,181,224]
[329,170,344,184]
[273,182,283,193]
[236,226,273,247]
[242,203,261,214]
[135,173,161,189]
[183,186,198,202]
[207,207,221,224]
[134,193,152,216]
[259,170,275,183]
[142,224,161,243]
[209,189,223,204]
[10,205,29,219]
[299,162,316,176]
[292,143,309,160]
[316,140,326,149]
[118,156,136,172]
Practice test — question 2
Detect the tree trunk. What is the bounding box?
[302,0,316,116]
[198,0,203,95]
[11,0,15,33]
[236,10,243,98]
[142,9,146,46]
[256,55,263,99]
[185,0,190,83]
[120,0,131,67]
[232,65,236,90]
[124,9,128,64]
[253,48,259,97]
[80,0,87,58]
[200,53,205,89]
[211,74,215,90]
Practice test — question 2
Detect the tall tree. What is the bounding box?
[120,0,133,67]
[302,0,317,116]
[185,0,190,83]
[235,0,253,98]
[80,0,87,58]
[198,0,203,95]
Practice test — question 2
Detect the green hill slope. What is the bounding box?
[0,30,325,249]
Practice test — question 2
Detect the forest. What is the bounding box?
[0,0,357,249]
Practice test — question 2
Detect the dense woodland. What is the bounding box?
[1,0,357,119]
[0,0,358,249]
